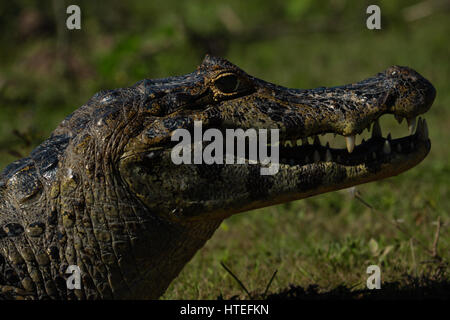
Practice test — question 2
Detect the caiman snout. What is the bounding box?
[384,65,436,119]
[261,65,436,143]
[250,64,435,166]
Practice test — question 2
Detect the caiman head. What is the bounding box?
[118,55,435,222]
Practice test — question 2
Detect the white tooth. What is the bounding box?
[314,136,321,146]
[296,139,302,146]
[383,140,391,154]
[325,149,332,162]
[284,141,292,147]
[407,117,416,135]
[345,135,355,153]
[372,120,382,138]
[313,150,321,162]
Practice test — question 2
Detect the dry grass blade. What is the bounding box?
[220,261,252,299]
[263,269,278,298]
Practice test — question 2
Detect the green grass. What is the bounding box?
[0,0,448,299]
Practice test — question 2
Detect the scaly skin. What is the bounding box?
[0,56,436,299]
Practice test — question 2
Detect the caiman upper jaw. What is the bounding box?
[258,65,436,143]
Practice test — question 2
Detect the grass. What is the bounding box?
[0,1,448,299]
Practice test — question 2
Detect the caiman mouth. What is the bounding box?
[277,115,430,168]
[159,114,430,173]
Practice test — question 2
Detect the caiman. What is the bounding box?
[0,55,436,299]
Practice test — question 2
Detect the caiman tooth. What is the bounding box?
[383,140,391,154]
[423,118,429,139]
[314,136,321,146]
[313,150,321,162]
[372,120,382,138]
[415,117,423,138]
[395,114,404,124]
[416,118,429,140]
[284,140,292,147]
[345,135,355,153]
[407,116,416,135]
[325,149,332,162]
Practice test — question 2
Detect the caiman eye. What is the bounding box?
[214,74,240,94]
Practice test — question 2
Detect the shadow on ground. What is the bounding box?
[220,275,450,300]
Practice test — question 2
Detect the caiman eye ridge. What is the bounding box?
[277,115,429,167]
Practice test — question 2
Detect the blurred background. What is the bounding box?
[0,0,449,299]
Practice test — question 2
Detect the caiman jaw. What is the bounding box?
[229,117,432,216]
[276,116,430,189]
[244,64,436,198]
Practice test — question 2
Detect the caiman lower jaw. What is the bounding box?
[231,118,430,216]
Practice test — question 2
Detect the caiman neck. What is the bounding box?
[55,152,223,298]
